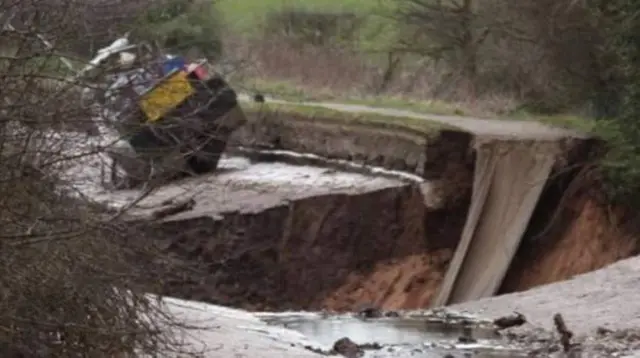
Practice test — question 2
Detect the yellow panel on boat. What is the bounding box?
[139,70,195,122]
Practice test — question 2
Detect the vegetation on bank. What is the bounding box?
[594,0,640,205]
[241,101,451,134]
[0,0,224,355]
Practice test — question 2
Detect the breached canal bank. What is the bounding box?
[71,96,640,356]
[220,100,639,310]
[86,97,640,313]
[75,95,640,333]
[229,102,570,307]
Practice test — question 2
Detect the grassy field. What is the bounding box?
[217,0,380,31]
[216,0,396,47]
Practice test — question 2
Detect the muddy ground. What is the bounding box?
[448,254,640,357]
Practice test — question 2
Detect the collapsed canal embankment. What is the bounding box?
[118,102,640,312]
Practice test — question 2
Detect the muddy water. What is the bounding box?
[259,313,528,357]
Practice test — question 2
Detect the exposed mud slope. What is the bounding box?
[497,138,639,293]
[322,251,453,311]
[145,183,468,312]
[500,186,640,293]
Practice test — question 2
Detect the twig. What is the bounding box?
[151,198,196,220]
[553,313,573,352]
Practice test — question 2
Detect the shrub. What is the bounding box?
[596,0,640,205]
[391,0,615,113]
[136,0,224,59]
[0,0,194,355]
[262,8,365,46]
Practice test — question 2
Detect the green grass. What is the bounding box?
[216,0,397,49]
[240,100,453,135]
[217,0,378,30]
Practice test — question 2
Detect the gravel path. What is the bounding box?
[239,94,587,140]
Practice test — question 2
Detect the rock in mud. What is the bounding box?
[384,310,400,317]
[332,337,363,358]
[493,312,527,331]
[357,304,383,319]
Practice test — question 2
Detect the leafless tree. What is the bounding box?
[391,0,616,111]
[0,0,214,356]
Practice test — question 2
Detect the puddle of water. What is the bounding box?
[261,315,529,358]
[264,316,494,346]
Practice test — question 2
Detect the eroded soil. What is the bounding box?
[144,181,469,311]
[502,193,639,292]
[321,251,453,311]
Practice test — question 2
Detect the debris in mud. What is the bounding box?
[356,304,383,319]
[457,325,477,344]
[553,313,574,352]
[354,303,401,319]
[302,335,385,358]
[597,326,613,336]
[493,312,527,331]
[151,198,196,220]
[329,338,382,358]
[332,337,363,358]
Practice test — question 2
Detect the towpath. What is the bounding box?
[238,94,587,140]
